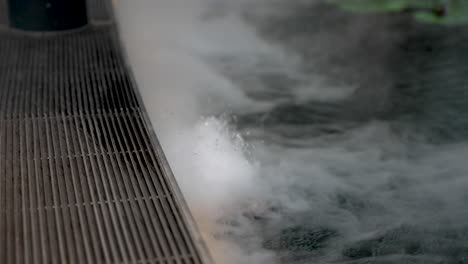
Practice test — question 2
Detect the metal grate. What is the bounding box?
[0,23,210,264]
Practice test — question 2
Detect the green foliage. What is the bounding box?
[328,0,468,25]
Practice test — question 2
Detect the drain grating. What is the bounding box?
[0,9,210,264]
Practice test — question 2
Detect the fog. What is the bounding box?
[114,1,468,263]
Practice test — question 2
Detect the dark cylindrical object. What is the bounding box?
[8,0,88,31]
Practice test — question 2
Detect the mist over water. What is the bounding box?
[115,1,468,263]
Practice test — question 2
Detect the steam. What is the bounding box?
[114,1,468,264]
[114,1,279,263]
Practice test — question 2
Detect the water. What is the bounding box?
[115,1,468,263]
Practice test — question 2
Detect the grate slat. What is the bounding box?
[32,115,49,263]
[5,120,13,264]
[20,117,30,264]
[25,118,38,263]
[0,119,5,262]
[45,116,69,263]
